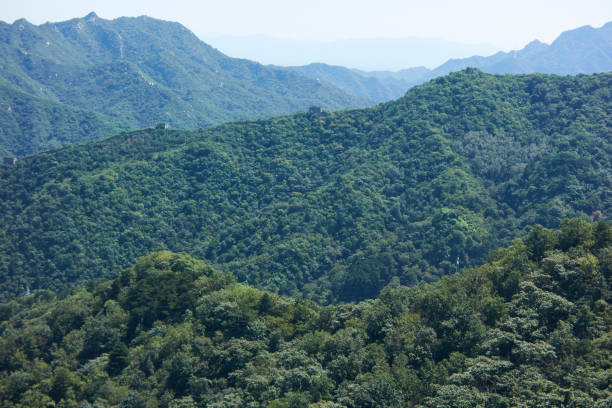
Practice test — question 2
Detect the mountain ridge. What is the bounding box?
[290,21,612,104]
[202,34,498,70]
[426,21,612,78]
[0,13,370,156]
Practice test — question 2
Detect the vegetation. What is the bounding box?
[2,15,612,157]
[0,79,122,156]
[0,220,610,407]
[0,70,610,303]
[0,13,368,156]
[1,16,610,406]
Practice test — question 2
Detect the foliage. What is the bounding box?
[0,14,369,156]
[0,70,610,302]
[0,79,122,157]
[0,222,610,406]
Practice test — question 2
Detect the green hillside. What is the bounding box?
[0,79,122,156]
[0,70,610,303]
[0,221,610,407]
[0,13,369,156]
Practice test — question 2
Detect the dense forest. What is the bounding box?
[0,13,368,156]
[1,9,611,408]
[0,220,610,407]
[0,79,122,156]
[0,70,610,303]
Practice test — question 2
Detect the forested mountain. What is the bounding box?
[0,79,121,156]
[0,70,610,303]
[3,15,610,157]
[0,13,368,156]
[1,220,610,407]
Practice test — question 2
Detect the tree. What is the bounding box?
[107,341,129,376]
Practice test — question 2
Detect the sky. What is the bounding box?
[1,0,611,51]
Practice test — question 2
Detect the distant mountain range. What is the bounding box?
[0,13,368,156]
[288,22,612,102]
[288,64,430,102]
[202,34,499,70]
[426,21,612,78]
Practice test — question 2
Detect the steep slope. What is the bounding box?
[0,221,610,406]
[0,79,121,156]
[0,13,369,156]
[0,70,610,303]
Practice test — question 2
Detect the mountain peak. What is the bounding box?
[524,39,545,48]
[84,12,99,21]
[427,20,612,78]
[12,18,30,26]
[522,39,548,53]
[553,24,598,45]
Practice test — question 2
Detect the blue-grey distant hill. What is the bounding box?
[427,22,612,78]
[289,22,612,103]
[202,35,498,71]
[0,13,368,156]
[288,64,430,102]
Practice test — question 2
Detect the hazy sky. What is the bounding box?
[1,0,611,50]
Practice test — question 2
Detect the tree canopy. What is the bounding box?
[0,70,610,303]
[0,220,610,407]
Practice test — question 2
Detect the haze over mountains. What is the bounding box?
[287,64,431,104]
[201,34,499,70]
[289,22,612,102]
[425,21,612,77]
